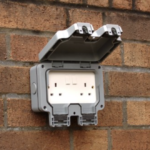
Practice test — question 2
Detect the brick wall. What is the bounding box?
[0,0,150,150]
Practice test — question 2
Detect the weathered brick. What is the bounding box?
[7,99,47,127]
[0,130,70,150]
[136,0,150,12]
[73,130,108,150]
[124,43,150,68]
[60,0,82,4]
[127,101,150,125]
[105,12,150,41]
[101,46,122,66]
[112,130,150,150]
[0,34,6,60]
[108,72,150,97]
[113,0,132,9]
[0,2,66,31]
[0,67,30,93]
[69,9,102,29]
[0,99,4,127]
[10,35,48,62]
[98,101,123,127]
[87,0,109,7]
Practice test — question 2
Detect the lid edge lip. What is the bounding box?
[39,23,94,61]
[39,23,123,63]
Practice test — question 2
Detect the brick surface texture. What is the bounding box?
[108,72,150,97]
[112,130,150,150]
[0,67,30,93]
[0,99,3,127]
[87,0,109,7]
[101,45,122,66]
[127,101,150,125]
[0,2,66,31]
[10,35,48,62]
[0,0,149,150]
[7,99,47,127]
[105,12,150,41]
[113,0,132,9]
[136,0,150,12]
[0,34,6,60]
[0,130,70,150]
[60,0,82,4]
[124,42,150,68]
[98,101,123,127]
[69,9,102,29]
[74,130,108,150]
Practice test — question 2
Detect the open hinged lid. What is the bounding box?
[39,23,123,63]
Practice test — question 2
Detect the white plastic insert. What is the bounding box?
[48,71,96,104]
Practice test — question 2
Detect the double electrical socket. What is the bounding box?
[48,71,96,104]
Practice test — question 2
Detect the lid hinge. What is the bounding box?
[52,115,69,127]
[80,62,91,68]
[52,61,63,68]
[80,114,97,125]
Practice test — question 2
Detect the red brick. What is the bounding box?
[105,12,150,41]
[127,101,150,125]
[10,35,48,62]
[101,46,122,66]
[108,72,150,97]
[0,66,30,94]
[69,9,102,29]
[112,130,150,150]
[0,34,6,60]
[113,0,132,9]
[73,130,108,150]
[0,130,70,150]
[98,101,123,127]
[0,2,66,31]
[60,0,82,4]
[7,99,47,127]
[136,0,150,12]
[87,0,109,7]
[0,99,4,127]
[124,43,150,68]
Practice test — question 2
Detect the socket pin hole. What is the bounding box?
[42,65,44,68]
[80,93,83,96]
[50,93,53,96]
[74,112,76,115]
[98,66,101,69]
[88,93,91,96]
[55,83,57,87]
[91,86,94,89]
[84,83,86,87]
[43,106,46,109]
[59,93,62,96]
[101,105,103,108]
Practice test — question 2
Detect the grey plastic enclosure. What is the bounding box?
[30,23,122,127]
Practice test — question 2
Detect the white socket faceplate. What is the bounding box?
[48,71,96,104]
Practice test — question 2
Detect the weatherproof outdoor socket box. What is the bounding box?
[30,23,122,127]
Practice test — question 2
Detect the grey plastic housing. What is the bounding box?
[30,22,122,127]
